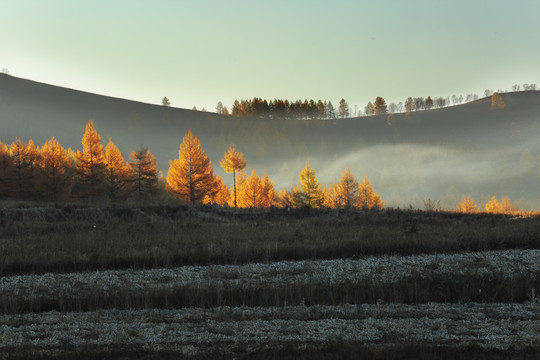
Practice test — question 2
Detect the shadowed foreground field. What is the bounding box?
[0,203,539,359]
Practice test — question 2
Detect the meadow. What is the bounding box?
[0,202,539,359]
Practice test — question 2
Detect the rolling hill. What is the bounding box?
[1,74,539,208]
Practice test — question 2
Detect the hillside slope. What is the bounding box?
[1,74,539,208]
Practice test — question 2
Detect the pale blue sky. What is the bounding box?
[2,0,539,112]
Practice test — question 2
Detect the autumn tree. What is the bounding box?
[8,138,31,198]
[75,120,107,200]
[485,196,515,214]
[338,99,349,118]
[356,176,384,210]
[293,162,324,208]
[364,102,374,115]
[405,97,415,116]
[491,92,505,109]
[103,139,132,202]
[40,137,72,200]
[425,96,434,110]
[203,175,230,206]
[373,97,388,115]
[329,167,359,208]
[220,144,247,208]
[456,195,479,213]
[260,173,276,207]
[0,141,12,197]
[166,131,219,204]
[129,146,159,199]
[237,170,263,208]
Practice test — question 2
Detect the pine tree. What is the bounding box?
[373,97,388,115]
[220,144,247,208]
[162,97,170,106]
[104,139,132,202]
[356,176,384,210]
[129,146,159,199]
[40,137,72,200]
[295,162,324,208]
[75,120,107,201]
[166,131,219,204]
[456,195,479,213]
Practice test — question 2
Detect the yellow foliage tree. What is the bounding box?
[76,120,107,200]
[274,188,292,208]
[203,175,230,205]
[220,144,247,208]
[9,138,31,198]
[40,137,72,200]
[491,92,505,109]
[104,139,132,202]
[356,176,384,210]
[260,173,276,208]
[485,195,516,214]
[293,162,324,208]
[129,146,159,199]
[166,131,219,204]
[328,167,359,208]
[456,195,479,213]
[0,141,12,197]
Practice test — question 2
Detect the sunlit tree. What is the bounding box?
[456,195,479,213]
[9,138,31,198]
[40,137,72,200]
[129,146,159,199]
[103,139,132,202]
[260,173,276,208]
[329,167,359,208]
[373,97,388,115]
[491,92,505,109]
[0,141,12,197]
[220,144,247,208]
[166,131,219,204]
[237,170,264,208]
[75,120,107,201]
[203,175,230,206]
[356,176,384,210]
[485,195,515,214]
[294,162,324,208]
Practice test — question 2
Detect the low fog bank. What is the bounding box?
[258,137,540,210]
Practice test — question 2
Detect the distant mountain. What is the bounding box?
[1,74,539,208]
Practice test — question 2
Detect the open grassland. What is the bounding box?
[0,203,539,358]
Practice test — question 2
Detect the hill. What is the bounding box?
[1,74,539,208]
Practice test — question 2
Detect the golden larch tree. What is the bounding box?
[220,144,247,208]
[274,188,292,208]
[166,131,219,204]
[129,146,159,199]
[260,173,276,208]
[491,92,505,109]
[456,195,479,213]
[40,137,72,200]
[237,170,264,208]
[486,196,516,214]
[203,175,230,206]
[104,139,132,202]
[0,141,11,197]
[356,176,384,210]
[332,167,359,208]
[294,162,324,208]
[9,138,31,198]
[75,120,107,200]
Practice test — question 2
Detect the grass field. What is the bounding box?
[0,203,539,359]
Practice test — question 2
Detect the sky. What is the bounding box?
[2,0,540,112]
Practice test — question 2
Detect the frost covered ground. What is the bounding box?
[1,249,539,358]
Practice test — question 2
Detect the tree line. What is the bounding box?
[0,121,159,202]
[0,121,527,214]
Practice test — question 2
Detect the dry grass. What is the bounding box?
[1,204,538,275]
